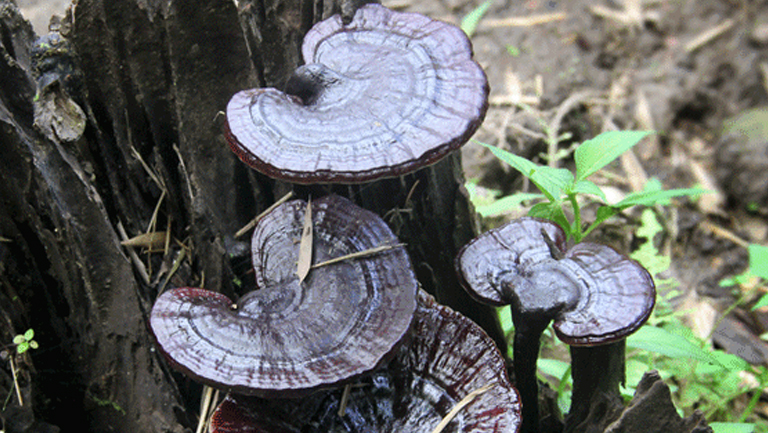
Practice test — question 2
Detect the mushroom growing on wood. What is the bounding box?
[224,3,488,183]
[209,291,522,432]
[149,195,418,397]
[456,217,655,433]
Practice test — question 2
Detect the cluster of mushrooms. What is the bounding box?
[149,4,656,433]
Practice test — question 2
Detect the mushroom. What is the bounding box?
[455,217,655,433]
[224,3,488,184]
[149,195,418,397]
[209,291,522,432]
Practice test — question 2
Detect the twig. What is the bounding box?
[117,221,150,285]
[173,144,195,201]
[430,383,494,433]
[685,19,734,53]
[9,356,23,406]
[311,244,406,269]
[699,221,750,249]
[481,12,565,28]
[235,191,294,238]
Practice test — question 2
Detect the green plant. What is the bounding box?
[13,329,38,354]
[476,130,703,241]
[476,130,765,431]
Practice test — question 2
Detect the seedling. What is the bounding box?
[476,130,704,241]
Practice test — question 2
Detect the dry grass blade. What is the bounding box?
[120,231,169,250]
[297,198,313,283]
[430,383,494,433]
[9,356,23,406]
[481,12,565,28]
[235,191,294,238]
[311,244,406,269]
[337,383,352,417]
[196,385,213,433]
[685,19,734,53]
[117,221,150,285]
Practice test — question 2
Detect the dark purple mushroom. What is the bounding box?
[456,217,655,433]
[149,195,418,397]
[209,291,521,432]
[224,4,488,184]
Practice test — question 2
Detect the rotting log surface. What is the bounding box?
[0,0,503,431]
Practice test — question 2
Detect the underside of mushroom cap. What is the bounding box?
[209,291,522,432]
[224,4,489,184]
[456,217,655,346]
[149,195,418,397]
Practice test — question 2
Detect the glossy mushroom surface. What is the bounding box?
[456,217,655,345]
[149,195,418,397]
[225,4,488,183]
[456,216,655,433]
[209,291,521,432]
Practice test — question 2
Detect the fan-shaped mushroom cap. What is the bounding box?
[209,291,521,432]
[225,4,488,184]
[457,217,655,346]
[149,195,418,397]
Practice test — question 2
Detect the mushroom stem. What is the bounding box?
[565,340,626,432]
[511,311,553,433]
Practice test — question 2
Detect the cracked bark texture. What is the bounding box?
[0,0,503,431]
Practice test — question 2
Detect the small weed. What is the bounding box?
[476,130,762,431]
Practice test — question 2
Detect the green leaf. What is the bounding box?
[13,335,25,345]
[529,202,570,233]
[709,422,756,433]
[478,142,573,201]
[475,192,544,217]
[748,244,768,280]
[29,340,39,350]
[627,325,718,364]
[569,179,606,201]
[505,45,520,57]
[753,293,768,311]
[480,141,573,201]
[538,358,571,380]
[460,1,492,37]
[17,342,28,354]
[23,329,34,341]
[613,188,706,209]
[575,131,653,181]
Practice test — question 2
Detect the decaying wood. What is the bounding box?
[0,0,503,430]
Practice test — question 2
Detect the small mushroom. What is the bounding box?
[209,291,522,432]
[225,4,488,183]
[456,217,655,433]
[149,195,418,397]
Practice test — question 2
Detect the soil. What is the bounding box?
[8,0,768,430]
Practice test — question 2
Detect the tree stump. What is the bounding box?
[0,0,503,430]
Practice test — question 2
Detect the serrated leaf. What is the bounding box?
[479,141,572,201]
[575,131,653,181]
[24,329,34,341]
[748,244,768,280]
[613,188,705,209]
[475,192,544,217]
[627,325,718,365]
[460,1,492,37]
[569,179,606,201]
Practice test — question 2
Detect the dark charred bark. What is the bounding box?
[0,0,503,431]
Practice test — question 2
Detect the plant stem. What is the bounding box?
[568,194,582,242]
